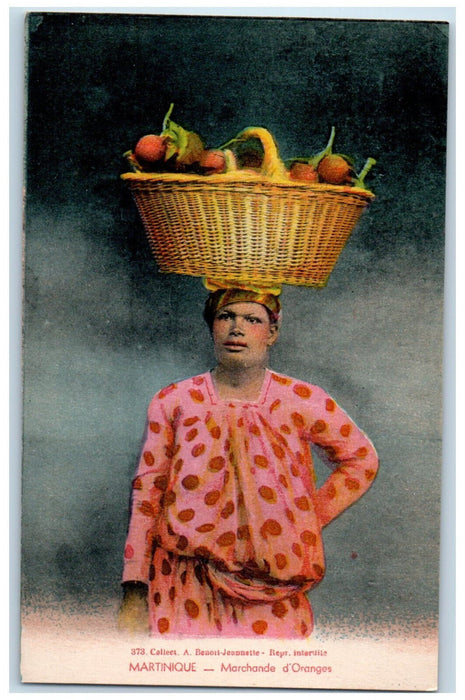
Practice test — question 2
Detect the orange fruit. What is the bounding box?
[134,134,167,164]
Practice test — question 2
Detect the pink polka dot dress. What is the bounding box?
[122,370,378,638]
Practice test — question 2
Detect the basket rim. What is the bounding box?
[120,170,375,200]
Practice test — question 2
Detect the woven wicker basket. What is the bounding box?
[121,130,374,288]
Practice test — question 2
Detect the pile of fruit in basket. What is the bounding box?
[123,104,376,191]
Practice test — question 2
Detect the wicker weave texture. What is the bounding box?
[125,176,373,288]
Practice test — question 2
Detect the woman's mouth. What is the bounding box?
[223,341,247,348]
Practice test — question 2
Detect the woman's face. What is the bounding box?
[212,301,279,370]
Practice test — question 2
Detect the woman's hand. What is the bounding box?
[117,582,149,636]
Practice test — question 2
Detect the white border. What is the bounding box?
[7,5,457,696]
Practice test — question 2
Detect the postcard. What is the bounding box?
[18,9,451,690]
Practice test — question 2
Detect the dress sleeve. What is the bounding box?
[121,395,174,584]
[306,387,379,528]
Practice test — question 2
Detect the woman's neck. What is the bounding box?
[211,364,267,400]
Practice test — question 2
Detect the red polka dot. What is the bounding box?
[291,464,300,477]
[177,535,188,550]
[143,451,155,466]
[300,530,317,545]
[209,426,221,439]
[196,523,215,533]
[279,474,289,488]
[192,443,206,457]
[272,443,286,459]
[271,373,292,385]
[169,586,176,601]
[221,501,235,518]
[149,421,161,433]
[292,543,302,557]
[295,495,310,511]
[237,417,244,427]
[138,501,155,517]
[259,485,277,503]
[124,544,134,559]
[340,424,351,437]
[291,412,305,428]
[132,477,143,490]
[272,601,288,618]
[162,491,176,507]
[280,424,291,434]
[254,455,269,469]
[154,592,161,605]
[290,595,300,609]
[216,531,236,547]
[263,588,276,596]
[285,508,295,523]
[313,563,325,577]
[365,469,376,481]
[252,620,268,634]
[275,553,287,569]
[345,477,361,491]
[327,483,337,499]
[173,458,184,473]
[208,456,225,472]
[301,621,308,636]
[260,519,282,537]
[270,399,281,413]
[178,509,195,522]
[182,474,200,490]
[157,617,170,633]
[165,443,181,459]
[356,446,369,458]
[325,398,336,412]
[183,416,199,426]
[293,384,312,399]
[311,420,327,434]
[205,490,221,505]
[185,599,200,619]
[189,389,205,403]
[250,424,261,436]
[153,474,168,490]
[185,427,198,441]
[161,559,172,575]
[192,376,204,385]
[158,384,176,399]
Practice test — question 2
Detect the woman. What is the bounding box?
[118,288,379,638]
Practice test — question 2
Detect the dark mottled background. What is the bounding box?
[21,12,449,633]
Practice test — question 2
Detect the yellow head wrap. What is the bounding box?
[203,287,282,329]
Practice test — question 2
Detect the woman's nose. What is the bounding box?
[230,318,244,334]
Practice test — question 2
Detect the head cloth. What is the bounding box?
[203,288,282,328]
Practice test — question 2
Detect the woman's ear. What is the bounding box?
[267,323,280,346]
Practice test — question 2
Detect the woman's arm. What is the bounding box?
[307,388,379,528]
[121,395,174,583]
[118,395,174,633]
